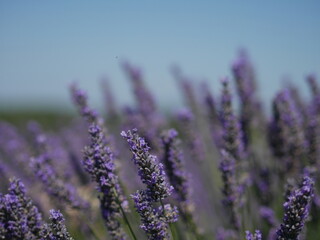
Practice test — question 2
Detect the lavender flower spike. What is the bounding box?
[276,176,314,240]
[220,78,245,162]
[219,149,240,231]
[28,123,88,210]
[161,129,201,235]
[70,83,99,124]
[0,178,44,239]
[71,84,128,239]
[83,123,128,240]
[40,209,74,240]
[131,190,178,240]
[245,230,262,240]
[259,206,278,227]
[161,129,189,204]
[121,129,173,201]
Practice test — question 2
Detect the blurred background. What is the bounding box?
[1,1,320,119]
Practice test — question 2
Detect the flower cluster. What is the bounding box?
[41,209,74,240]
[160,129,189,204]
[0,178,44,239]
[245,230,262,240]
[84,123,128,240]
[219,149,240,231]
[71,85,128,240]
[1,54,320,240]
[28,122,88,210]
[276,176,314,240]
[121,129,173,201]
[0,178,73,240]
[131,190,178,240]
[220,78,245,162]
[122,129,178,239]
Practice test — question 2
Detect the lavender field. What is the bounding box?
[0,54,319,240]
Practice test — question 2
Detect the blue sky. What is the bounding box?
[0,1,319,112]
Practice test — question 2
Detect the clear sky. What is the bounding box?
[0,1,319,112]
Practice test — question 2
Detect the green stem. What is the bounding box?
[112,188,138,240]
[87,223,103,240]
[181,210,203,240]
[77,212,102,240]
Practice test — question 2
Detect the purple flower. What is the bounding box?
[160,129,201,235]
[83,123,128,240]
[216,228,237,240]
[176,108,206,162]
[41,209,74,240]
[71,84,128,239]
[101,77,119,119]
[259,206,278,227]
[121,129,173,201]
[269,90,307,175]
[201,82,223,148]
[171,66,202,118]
[245,230,262,240]
[307,74,319,97]
[0,178,44,239]
[219,149,241,231]
[30,140,88,209]
[276,176,314,240]
[122,129,179,239]
[0,122,33,180]
[122,62,163,153]
[220,78,245,162]
[70,83,99,124]
[122,61,157,119]
[306,75,320,168]
[161,129,189,204]
[131,190,178,240]
[232,51,262,147]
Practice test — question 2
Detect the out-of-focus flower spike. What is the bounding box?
[245,230,262,240]
[122,62,163,153]
[122,61,157,117]
[0,122,34,180]
[259,206,278,227]
[306,74,320,168]
[276,176,314,240]
[232,50,264,147]
[176,108,206,162]
[216,228,237,240]
[220,78,245,162]
[268,97,286,160]
[161,128,203,237]
[160,129,189,204]
[70,83,99,124]
[306,74,319,97]
[219,149,241,231]
[305,109,320,168]
[270,90,307,175]
[0,161,11,191]
[27,122,89,210]
[171,65,202,118]
[30,154,88,210]
[201,81,219,125]
[101,77,119,119]
[201,82,223,148]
